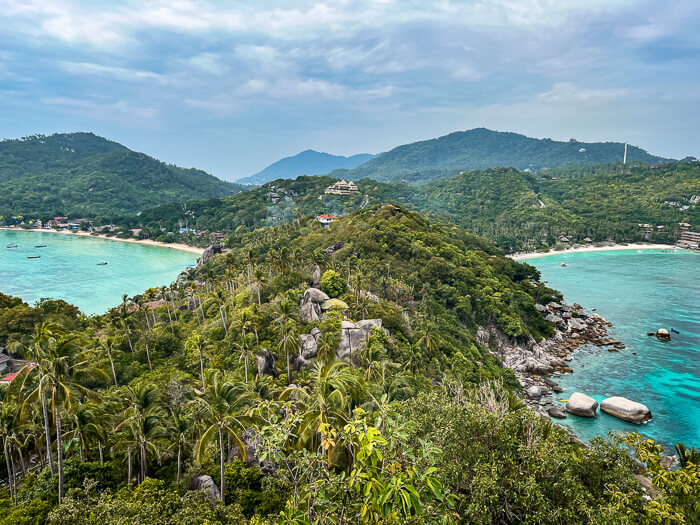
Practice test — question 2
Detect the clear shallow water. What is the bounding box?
[0,230,195,315]
[530,249,699,449]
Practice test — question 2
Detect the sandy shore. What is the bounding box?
[0,227,204,255]
[509,243,679,261]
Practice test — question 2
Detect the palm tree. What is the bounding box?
[119,295,134,352]
[252,268,266,306]
[161,287,175,335]
[277,321,299,385]
[184,331,211,392]
[96,336,119,387]
[0,399,19,504]
[417,323,441,357]
[64,402,105,461]
[317,332,339,364]
[169,404,193,484]
[116,384,168,485]
[235,333,257,383]
[194,370,254,502]
[281,360,363,451]
[210,287,229,334]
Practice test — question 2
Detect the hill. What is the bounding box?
[0,132,245,218]
[411,162,700,251]
[1,205,695,524]
[237,149,375,185]
[331,128,671,183]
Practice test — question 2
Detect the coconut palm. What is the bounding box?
[277,321,299,385]
[184,331,211,392]
[115,384,168,485]
[63,402,105,461]
[317,332,339,364]
[235,333,257,383]
[0,399,19,504]
[194,370,255,502]
[210,287,229,334]
[281,360,364,451]
[169,404,193,484]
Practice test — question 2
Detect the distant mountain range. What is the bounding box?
[0,132,245,218]
[326,128,671,183]
[237,149,375,185]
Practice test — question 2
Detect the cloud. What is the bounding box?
[42,97,158,122]
[538,83,631,104]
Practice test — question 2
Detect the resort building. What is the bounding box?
[317,214,337,226]
[325,180,359,195]
[678,231,700,249]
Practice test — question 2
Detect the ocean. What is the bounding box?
[529,249,699,450]
[0,230,196,315]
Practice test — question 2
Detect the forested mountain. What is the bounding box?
[237,149,375,185]
[413,162,700,251]
[3,205,696,524]
[0,133,245,218]
[330,128,670,183]
[125,162,698,252]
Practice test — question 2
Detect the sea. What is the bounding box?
[529,249,699,450]
[0,230,196,315]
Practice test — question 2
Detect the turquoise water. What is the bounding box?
[530,249,699,450]
[0,230,196,315]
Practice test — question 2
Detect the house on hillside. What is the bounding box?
[317,214,337,226]
[583,237,592,243]
[325,180,359,195]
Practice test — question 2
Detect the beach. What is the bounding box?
[509,243,678,261]
[0,227,204,255]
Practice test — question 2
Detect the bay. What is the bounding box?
[529,249,699,449]
[0,230,196,315]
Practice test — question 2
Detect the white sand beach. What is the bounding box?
[509,243,679,261]
[0,227,205,255]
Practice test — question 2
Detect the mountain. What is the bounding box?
[237,149,375,185]
[331,128,671,183]
[0,132,245,218]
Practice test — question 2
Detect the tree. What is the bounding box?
[321,270,346,298]
[184,331,211,392]
[194,370,254,502]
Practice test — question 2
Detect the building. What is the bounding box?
[324,180,359,195]
[317,214,337,226]
[0,353,10,373]
[678,231,700,249]
[679,223,691,231]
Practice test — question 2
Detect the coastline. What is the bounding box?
[508,243,678,261]
[0,227,204,255]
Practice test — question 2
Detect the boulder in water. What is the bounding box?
[655,328,671,341]
[566,392,598,417]
[548,406,567,419]
[601,396,652,423]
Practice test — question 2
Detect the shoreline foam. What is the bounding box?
[0,227,204,255]
[508,243,678,261]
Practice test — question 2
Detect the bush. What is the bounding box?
[210,460,287,518]
[320,270,345,298]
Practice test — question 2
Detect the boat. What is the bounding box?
[97,261,108,265]
[6,244,17,248]
[27,256,41,259]
[35,245,47,248]
[560,263,567,267]
[671,328,680,334]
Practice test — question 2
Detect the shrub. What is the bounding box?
[320,270,345,298]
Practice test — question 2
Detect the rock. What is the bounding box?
[476,326,490,345]
[299,288,329,322]
[600,396,652,423]
[304,288,330,304]
[189,475,220,502]
[634,474,658,498]
[312,265,321,289]
[256,348,278,377]
[656,328,671,341]
[566,392,598,417]
[338,326,367,361]
[660,455,676,470]
[358,319,382,338]
[548,406,567,419]
[569,318,586,332]
[196,244,222,269]
[535,304,548,313]
[526,385,542,400]
[324,241,345,255]
[299,334,318,361]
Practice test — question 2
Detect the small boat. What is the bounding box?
[6,244,17,248]
[35,245,47,248]
[27,256,41,259]
[97,261,108,265]
[671,328,679,334]
[560,263,567,267]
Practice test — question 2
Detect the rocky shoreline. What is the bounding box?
[478,300,620,418]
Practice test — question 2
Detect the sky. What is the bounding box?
[1,0,699,181]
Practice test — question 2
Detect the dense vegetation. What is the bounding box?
[121,162,699,252]
[329,128,670,183]
[0,133,245,219]
[0,206,697,524]
[238,150,375,185]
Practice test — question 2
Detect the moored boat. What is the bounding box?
[35,245,47,248]
[6,244,17,248]
[27,256,41,259]
[97,261,108,265]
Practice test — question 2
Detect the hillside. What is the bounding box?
[237,149,375,185]
[1,205,696,524]
[331,128,671,183]
[411,162,700,251]
[0,133,245,218]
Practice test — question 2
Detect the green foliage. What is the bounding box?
[0,133,244,218]
[330,128,668,183]
[320,270,346,298]
[0,497,52,525]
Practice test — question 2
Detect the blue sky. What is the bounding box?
[1,0,699,180]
